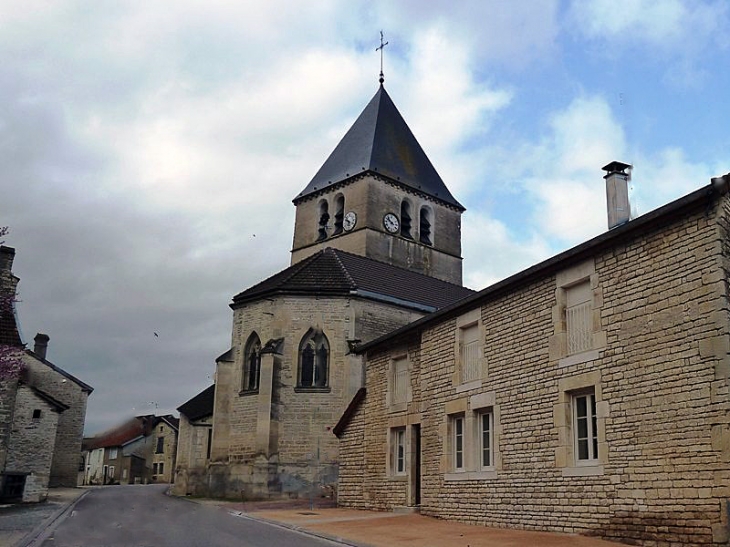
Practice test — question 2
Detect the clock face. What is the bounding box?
[343,211,357,232]
[383,213,400,233]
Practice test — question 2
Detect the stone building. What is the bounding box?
[174,384,214,496]
[335,165,730,546]
[0,245,92,501]
[172,83,474,499]
[84,414,178,485]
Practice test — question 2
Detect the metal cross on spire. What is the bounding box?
[376,30,389,84]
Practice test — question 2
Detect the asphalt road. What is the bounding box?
[36,485,343,547]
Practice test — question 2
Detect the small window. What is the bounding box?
[206,428,213,460]
[158,462,164,475]
[573,391,598,463]
[152,463,158,475]
[566,281,592,355]
[242,333,262,392]
[452,415,465,471]
[108,465,115,479]
[400,201,412,238]
[317,200,330,241]
[391,428,406,476]
[333,195,345,235]
[419,207,432,245]
[156,436,164,454]
[479,410,494,469]
[32,409,42,420]
[459,324,480,383]
[160,426,163,432]
[391,356,409,405]
[297,329,329,388]
[109,447,118,460]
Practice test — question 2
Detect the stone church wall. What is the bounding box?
[204,293,426,500]
[340,193,730,546]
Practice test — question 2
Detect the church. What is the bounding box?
[172,81,474,499]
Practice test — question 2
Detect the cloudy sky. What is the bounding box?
[2,0,729,435]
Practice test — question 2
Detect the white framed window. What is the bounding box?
[573,390,598,463]
[460,323,480,383]
[108,466,115,478]
[109,447,118,460]
[452,415,465,471]
[392,356,409,405]
[566,281,592,355]
[391,428,406,476]
[478,410,494,469]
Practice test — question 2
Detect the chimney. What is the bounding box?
[34,333,50,360]
[0,246,15,273]
[603,161,632,229]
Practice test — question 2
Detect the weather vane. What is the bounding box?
[376,30,388,84]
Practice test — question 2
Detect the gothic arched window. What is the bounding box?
[400,200,412,239]
[419,206,432,246]
[317,200,330,241]
[333,194,345,235]
[298,329,329,388]
[242,333,261,392]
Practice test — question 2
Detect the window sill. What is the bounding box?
[561,464,604,477]
[294,386,331,393]
[444,470,497,481]
[239,389,259,397]
[559,349,600,368]
[388,474,407,482]
[455,379,482,394]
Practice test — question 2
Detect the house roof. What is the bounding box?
[332,388,365,438]
[177,384,215,422]
[293,85,464,211]
[231,247,474,311]
[355,182,725,355]
[87,413,177,449]
[21,381,70,413]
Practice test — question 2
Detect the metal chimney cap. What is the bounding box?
[602,161,632,177]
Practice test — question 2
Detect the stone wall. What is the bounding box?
[22,353,90,487]
[339,192,730,546]
[291,175,463,285]
[200,293,424,499]
[5,384,60,502]
[172,414,211,496]
[150,421,177,483]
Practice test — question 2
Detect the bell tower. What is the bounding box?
[291,85,465,286]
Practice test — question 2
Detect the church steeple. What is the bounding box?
[293,85,464,210]
[291,85,464,286]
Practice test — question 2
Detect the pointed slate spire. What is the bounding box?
[293,86,464,210]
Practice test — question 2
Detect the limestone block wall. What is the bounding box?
[172,415,211,495]
[0,378,18,475]
[22,353,89,487]
[205,293,425,499]
[291,175,463,285]
[340,194,730,546]
[5,384,60,502]
[150,422,177,483]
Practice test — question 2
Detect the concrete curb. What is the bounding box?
[227,510,374,547]
[15,489,90,547]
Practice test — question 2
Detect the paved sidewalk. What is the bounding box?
[210,500,625,547]
[0,488,87,547]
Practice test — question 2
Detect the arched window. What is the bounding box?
[332,195,345,235]
[317,200,330,241]
[400,200,412,239]
[298,329,329,388]
[419,206,432,246]
[242,333,261,392]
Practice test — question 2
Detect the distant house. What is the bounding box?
[1,246,93,502]
[172,385,214,496]
[84,414,178,485]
